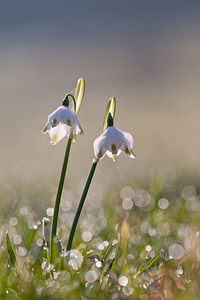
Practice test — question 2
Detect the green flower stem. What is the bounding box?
[50,138,72,262]
[67,161,98,251]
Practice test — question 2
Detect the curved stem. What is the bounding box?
[50,138,72,262]
[67,94,76,112]
[67,161,98,251]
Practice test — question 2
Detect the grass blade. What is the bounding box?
[111,234,120,271]
[143,251,161,271]
[6,232,16,267]
[136,251,161,276]
[25,227,38,250]
[101,240,113,266]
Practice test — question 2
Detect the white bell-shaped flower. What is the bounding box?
[93,126,136,161]
[42,106,83,145]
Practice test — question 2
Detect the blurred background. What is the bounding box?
[0,0,200,187]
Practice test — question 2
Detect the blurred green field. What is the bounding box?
[0,166,200,299]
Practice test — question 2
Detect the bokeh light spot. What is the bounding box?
[169,243,185,259]
[118,276,128,287]
[46,207,54,216]
[85,270,98,283]
[158,198,169,209]
[82,231,92,242]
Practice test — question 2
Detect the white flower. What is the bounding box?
[42,106,83,145]
[93,126,136,161]
[42,217,51,242]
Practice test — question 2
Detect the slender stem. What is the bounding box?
[67,161,98,251]
[67,94,76,112]
[50,138,72,262]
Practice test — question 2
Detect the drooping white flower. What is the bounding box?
[93,126,136,161]
[42,105,83,145]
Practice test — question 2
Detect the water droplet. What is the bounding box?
[176,266,183,275]
[118,276,128,286]
[82,231,92,242]
[19,206,28,215]
[149,228,157,237]
[85,270,98,282]
[103,241,109,247]
[14,235,22,245]
[146,245,152,252]
[41,261,47,270]
[134,190,151,208]
[98,243,104,250]
[112,239,118,245]
[36,239,43,247]
[9,217,18,226]
[96,261,102,268]
[140,220,150,233]
[122,198,133,210]
[120,186,135,200]
[53,272,59,279]
[158,198,169,209]
[182,185,196,200]
[46,278,55,287]
[64,250,83,270]
[122,286,133,296]
[46,207,54,216]
[157,222,170,236]
[169,243,185,259]
[17,247,27,257]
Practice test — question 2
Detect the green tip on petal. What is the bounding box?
[42,125,48,133]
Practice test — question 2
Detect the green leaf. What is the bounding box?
[74,77,85,115]
[101,97,116,133]
[6,232,16,267]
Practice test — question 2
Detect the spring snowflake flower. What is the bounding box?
[94,125,136,161]
[42,105,83,145]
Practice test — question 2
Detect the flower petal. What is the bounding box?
[49,123,67,145]
[121,131,136,158]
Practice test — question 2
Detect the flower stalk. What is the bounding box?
[50,138,72,262]
[67,161,98,251]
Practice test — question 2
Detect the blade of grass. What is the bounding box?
[6,232,16,267]
[143,251,161,272]
[111,234,120,271]
[103,258,115,277]
[101,240,114,266]
[136,251,161,276]
[25,227,38,250]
